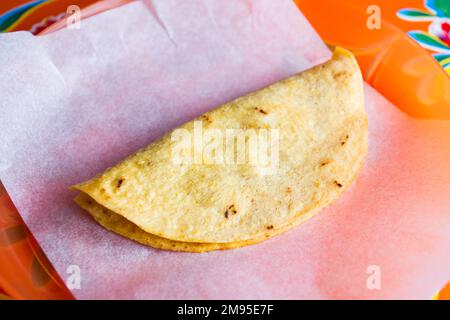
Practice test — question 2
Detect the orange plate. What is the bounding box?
[0,193,73,299]
[6,0,99,33]
[295,0,450,120]
[0,0,37,15]
[0,0,132,300]
[1,0,449,299]
[39,0,134,35]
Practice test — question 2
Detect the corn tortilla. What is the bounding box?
[75,193,317,252]
[72,47,368,248]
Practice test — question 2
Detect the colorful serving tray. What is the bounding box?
[295,0,450,120]
[0,0,449,299]
[0,0,99,34]
[0,0,131,300]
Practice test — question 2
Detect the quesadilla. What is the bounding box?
[72,47,368,252]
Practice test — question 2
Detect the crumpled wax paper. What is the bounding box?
[0,0,449,299]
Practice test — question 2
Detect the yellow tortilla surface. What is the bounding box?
[73,47,368,248]
[75,193,317,252]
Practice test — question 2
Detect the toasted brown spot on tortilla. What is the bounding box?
[334,180,343,188]
[116,178,124,188]
[201,115,212,123]
[254,107,268,115]
[333,71,350,80]
[266,225,274,230]
[320,160,330,167]
[224,205,237,219]
[341,134,349,146]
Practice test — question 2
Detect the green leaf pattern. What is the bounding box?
[398,0,450,74]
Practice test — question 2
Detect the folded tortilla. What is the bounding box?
[72,47,368,251]
[75,193,317,252]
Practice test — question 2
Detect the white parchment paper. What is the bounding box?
[0,0,449,299]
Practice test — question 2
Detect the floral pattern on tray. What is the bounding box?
[397,0,450,75]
